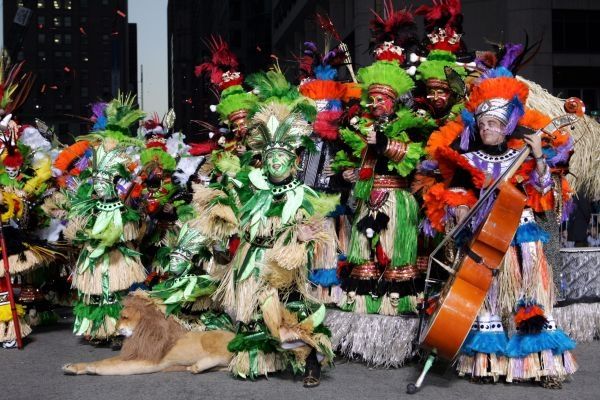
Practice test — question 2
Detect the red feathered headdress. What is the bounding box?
[194,36,243,91]
[370,0,418,63]
[415,0,464,53]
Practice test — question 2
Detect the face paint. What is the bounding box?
[369,93,396,118]
[265,150,295,183]
[477,115,506,146]
[426,86,452,113]
[5,166,19,179]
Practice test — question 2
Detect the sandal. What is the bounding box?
[303,373,320,388]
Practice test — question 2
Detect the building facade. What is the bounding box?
[167,0,272,133]
[3,0,137,141]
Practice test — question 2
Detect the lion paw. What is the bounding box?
[188,365,201,374]
[62,363,87,375]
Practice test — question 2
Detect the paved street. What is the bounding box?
[2,316,598,400]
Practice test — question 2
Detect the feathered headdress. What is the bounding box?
[246,65,316,122]
[0,50,35,115]
[369,0,418,63]
[86,93,145,145]
[194,36,243,91]
[415,0,464,53]
[458,72,528,150]
[246,102,312,156]
[357,60,415,99]
[0,126,23,169]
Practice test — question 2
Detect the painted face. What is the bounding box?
[92,172,114,199]
[477,115,506,146]
[368,91,396,118]
[229,110,249,138]
[426,86,451,113]
[264,150,295,183]
[5,166,19,179]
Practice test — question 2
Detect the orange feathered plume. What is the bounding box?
[466,77,529,112]
[423,182,478,232]
[514,304,545,327]
[426,117,464,157]
[299,80,346,101]
[341,82,362,103]
[54,140,90,172]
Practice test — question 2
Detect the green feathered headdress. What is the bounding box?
[246,67,316,122]
[140,148,176,172]
[216,85,257,121]
[415,50,467,82]
[357,60,414,98]
[247,102,312,155]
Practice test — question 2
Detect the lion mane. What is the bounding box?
[118,292,186,363]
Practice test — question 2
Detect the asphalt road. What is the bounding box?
[2,316,598,400]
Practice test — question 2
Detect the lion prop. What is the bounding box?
[62,291,235,375]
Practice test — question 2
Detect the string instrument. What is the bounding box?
[420,111,579,361]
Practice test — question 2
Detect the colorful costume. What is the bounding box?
[57,96,147,340]
[424,63,577,384]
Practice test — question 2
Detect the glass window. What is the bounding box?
[53,34,61,44]
[553,9,600,53]
[38,50,46,61]
[64,34,72,45]
[37,0,45,8]
[65,0,72,10]
[81,87,89,97]
[81,0,88,7]
[53,16,61,27]
[37,16,45,26]
[53,0,61,10]
[38,34,45,44]
[65,51,72,59]
[64,16,71,27]
[54,51,63,58]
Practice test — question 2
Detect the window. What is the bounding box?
[18,0,25,6]
[554,66,600,114]
[38,50,46,61]
[81,87,89,97]
[54,51,63,58]
[53,0,61,10]
[37,16,45,27]
[64,34,72,45]
[65,0,72,10]
[38,34,45,44]
[81,53,89,62]
[553,9,600,53]
[65,51,71,59]
[37,0,45,8]
[53,16,61,27]
[53,34,61,44]
[64,16,71,27]
[81,0,88,7]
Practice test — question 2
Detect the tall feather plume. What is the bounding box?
[194,35,241,88]
[369,0,418,51]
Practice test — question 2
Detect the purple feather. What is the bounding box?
[420,218,436,237]
[548,136,574,166]
[505,96,524,135]
[91,102,107,119]
[500,43,524,70]
[303,41,318,54]
[418,159,439,172]
[562,199,574,222]
[460,109,476,151]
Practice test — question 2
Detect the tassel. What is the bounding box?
[459,109,475,151]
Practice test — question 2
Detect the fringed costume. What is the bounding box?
[423,62,578,385]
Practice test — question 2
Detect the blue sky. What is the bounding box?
[0,0,169,115]
[129,0,168,115]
